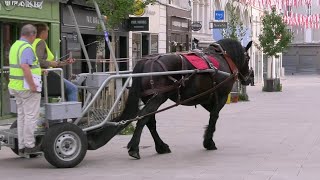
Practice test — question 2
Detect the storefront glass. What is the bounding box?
[0,1,59,119]
[132,33,142,61]
[150,34,158,54]
[0,23,19,117]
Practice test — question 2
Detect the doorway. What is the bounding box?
[142,33,149,56]
[0,23,19,118]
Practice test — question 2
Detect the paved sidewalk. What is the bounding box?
[0,75,320,180]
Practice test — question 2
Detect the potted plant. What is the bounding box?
[258,7,293,92]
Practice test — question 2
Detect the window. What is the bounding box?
[150,34,158,54]
[307,4,311,16]
[286,6,292,16]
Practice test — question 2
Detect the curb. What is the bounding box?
[0,118,16,126]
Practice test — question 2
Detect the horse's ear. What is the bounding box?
[245,41,253,51]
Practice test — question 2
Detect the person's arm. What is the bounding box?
[36,40,58,68]
[21,64,37,92]
[20,48,37,92]
[57,58,75,66]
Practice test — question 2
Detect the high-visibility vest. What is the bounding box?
[32,38,54,61]
[8,40,41,91]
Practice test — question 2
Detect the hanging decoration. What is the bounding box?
[238,0,320,29]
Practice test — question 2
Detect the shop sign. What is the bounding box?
[191,21,202,31]
[1,0,44,11]
[210,22,228,29]
[171,17,189,32]
[133,0,145,16]
[62,6,100,29]
[172,21,188,28]
[127,17,149,31]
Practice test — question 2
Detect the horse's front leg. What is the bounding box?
[127,95,168,159]
[202,94,228,150]
[146,115,171,154]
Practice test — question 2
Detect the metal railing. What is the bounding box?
[76,68,231,131]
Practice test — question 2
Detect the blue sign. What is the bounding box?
[215,10,224,21]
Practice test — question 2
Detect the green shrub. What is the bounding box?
[119,123,135,135]
[239,93,249,101]
[275,83,282,92]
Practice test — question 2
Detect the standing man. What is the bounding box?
[250,67,255,86]
[8,24,41,154]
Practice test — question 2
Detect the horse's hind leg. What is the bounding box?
[202,94,228,150]
[127,95,168,159]
[146,115,171,154]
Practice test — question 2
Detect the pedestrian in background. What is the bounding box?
[250,67,255,86]
[8,24,42,154]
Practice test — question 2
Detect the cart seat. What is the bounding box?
[41,71,62,97]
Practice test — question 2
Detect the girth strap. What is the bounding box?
[144,54,192,97]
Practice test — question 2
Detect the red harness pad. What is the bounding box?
[182,54,220,70]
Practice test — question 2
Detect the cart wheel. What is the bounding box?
[9,121,39,158]
[42,123,87,168]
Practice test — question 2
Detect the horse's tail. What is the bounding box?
[116,60,145,121]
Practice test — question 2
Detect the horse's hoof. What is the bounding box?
[156,143,171,154]
[203,140,217,150]
[128,150,141,159]
[206,146,217,150]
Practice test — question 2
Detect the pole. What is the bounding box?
[67,4,92,73]
[93,0,122,99]
[92,0,119,74]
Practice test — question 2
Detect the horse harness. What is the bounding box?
[114,47,240,126]
[142,45,239,99]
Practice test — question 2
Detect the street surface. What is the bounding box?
[1,75,320,180]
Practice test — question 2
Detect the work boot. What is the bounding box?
[24,145,41,154]
[18,148,25,155]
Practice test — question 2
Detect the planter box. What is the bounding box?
[230,92,239,103]
[263,78,281,92]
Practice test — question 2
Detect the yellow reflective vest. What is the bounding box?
[32,38,54,61]
[8,40,41,91]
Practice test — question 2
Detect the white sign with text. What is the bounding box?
[2,0,44,10]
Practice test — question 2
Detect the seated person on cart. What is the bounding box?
[8,24,43,154]
[33,23,78,101]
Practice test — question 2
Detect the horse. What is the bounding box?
[86,38,253,159]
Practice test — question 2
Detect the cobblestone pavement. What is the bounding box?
[0,75,320,180]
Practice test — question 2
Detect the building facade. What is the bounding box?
[165,1,192,52]
[128,2,167,70]
[191,0,214,49]
[61,0,129,75]
[283,0,320,74]
[0,0,60,118]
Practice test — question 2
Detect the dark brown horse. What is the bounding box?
[86,38,252,159]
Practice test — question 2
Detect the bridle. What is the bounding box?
[208,42,251,82]
[237,51,251,83]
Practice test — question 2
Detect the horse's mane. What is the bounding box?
[207,38,245,67]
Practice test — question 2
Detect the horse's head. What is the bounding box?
[239,41,252,85]
[215,39,252,85]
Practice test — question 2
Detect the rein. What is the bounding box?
[222,53,239,80]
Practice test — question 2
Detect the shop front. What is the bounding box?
[0,0,59,119]
[129,3,166,70]
[166,6,191,53]
[61,2,129,75]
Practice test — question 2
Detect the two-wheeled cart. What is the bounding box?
[0,64,231,168]
[0,0,233,168]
